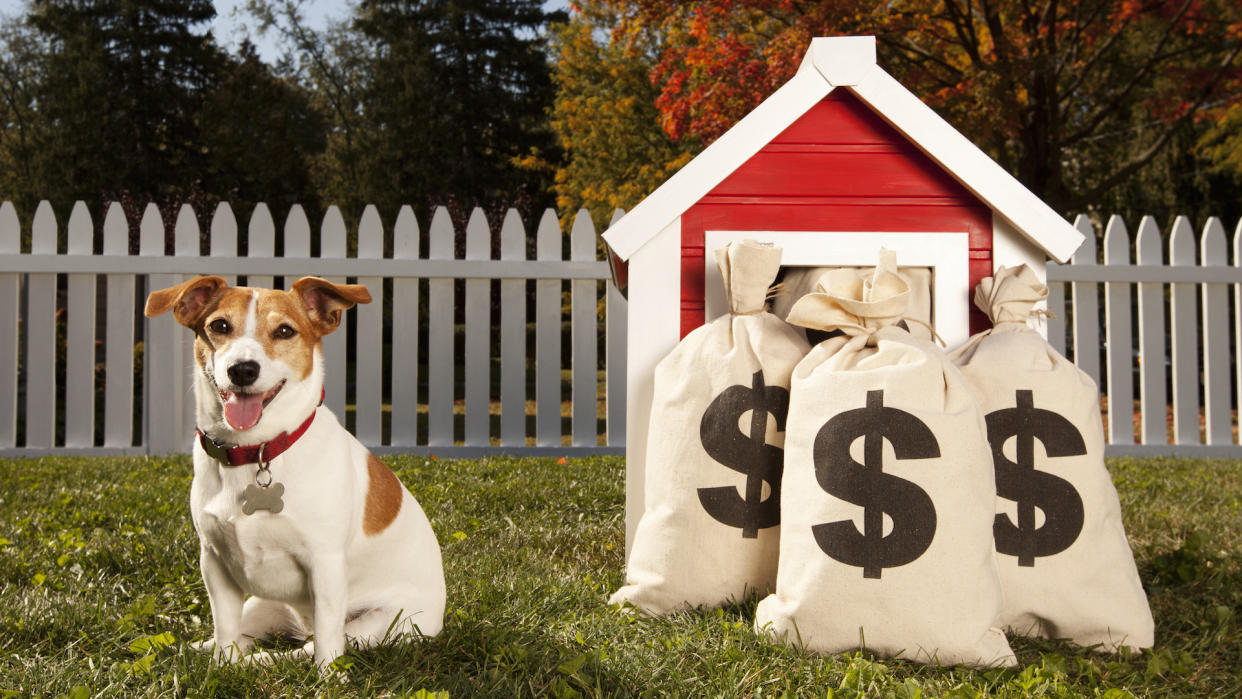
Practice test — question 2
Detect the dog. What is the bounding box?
[144,275,446,670]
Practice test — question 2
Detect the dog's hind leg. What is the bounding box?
[239,597,307,644]
[344,606,439,649]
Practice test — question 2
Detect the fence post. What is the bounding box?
[103,203,134,448]
[391,206,420,447]
[26,202,57,448]
[0,202,19,448]
[1070,215,1100,388]
[606,209,628,447]
[355,205,385,446]
[1103,216,1134,445]
[499,209,527,447]
[1135,216,1166,445]
[535,210,561,447]
[464,208,491,447]
[1200,218,1230,445]
[320,207,348,420]
[1234,220,1242,446]
[65,202,96,448]
[1169,217,1198,445]
[427,207,455,448]
[571,211,598,447]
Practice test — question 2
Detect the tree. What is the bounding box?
[548,1,697,227]
[619,0,1242,218]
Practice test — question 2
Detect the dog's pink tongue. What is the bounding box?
[224,392,265,431]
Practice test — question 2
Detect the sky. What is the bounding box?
[0,1,572,65]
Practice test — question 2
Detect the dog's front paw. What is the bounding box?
[190,636,255,664]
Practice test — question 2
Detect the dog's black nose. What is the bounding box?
[227,361,261,387]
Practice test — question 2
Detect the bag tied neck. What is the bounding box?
[717,240,784,315]
[975,265,1048,326]
[785,249,911,338]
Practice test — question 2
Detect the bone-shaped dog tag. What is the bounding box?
[241,482,285,514]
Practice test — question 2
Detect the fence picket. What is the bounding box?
[320,207,348,418]
[26,202,58,448]
[1071,215,1100,388]
[499,209,526,447]
[391,206,420,447]
[173,206,200,447]
[284,205,311,265]
[1136,216,1166,444]
[1169,218,1198,445]
[0,203,19,447]
[65,202,96,448]
[355,206,384,445]
[142,204,177,453]
[248,204,275,291]
[1046,262,1066,356]
[103,203,134,448]
[1235,220,1242,445]
[464,208,491,446]
[535,210,561,446]
[427,207,454,447]
[211,203,239,288]
[1200,218,1230,445]
[1103,216,1134,445]
[606,209,627,447]
[571,211,598,447]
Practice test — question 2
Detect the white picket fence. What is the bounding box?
[1,203,1240,458]
[1046,214,1242,457]
[0,200,627,457]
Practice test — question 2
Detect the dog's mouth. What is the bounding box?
[219,380,285,432]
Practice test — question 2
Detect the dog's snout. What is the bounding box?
[227,360,261,387]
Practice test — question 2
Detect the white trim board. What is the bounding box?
[703,231,970,347]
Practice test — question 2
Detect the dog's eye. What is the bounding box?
[273,324,297,340]
[207,318,231,335]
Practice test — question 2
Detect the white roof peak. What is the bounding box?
[801,36,876,87]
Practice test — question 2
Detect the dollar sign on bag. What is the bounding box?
[698,370,789,538]
[812,390,939,579]
[987,390,1086,566]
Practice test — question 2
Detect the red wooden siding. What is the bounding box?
[680,89,993,337]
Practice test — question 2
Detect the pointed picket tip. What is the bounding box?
[174,203,199,255]
[68,201,93,253]
[1071,214,1096,263]
[31,200,57,254]
[500,208,525,260]
[0,201,18,254]
[283,204,311,256]
[103,202,128,255]
[1234,218,1242,265]
[536,209,561,259]
[1169,216,1195,266]
[570,208,596,260]
[358,204,384,257]
[1200,217,1227,266]
[465,207,489,259]
[138,203,165,255]
[610,208,627,227]
[211,201,238,254]
[1102,215,1130,265]
[1135,215,1162,265]
[393,205,420,258]
[320,205,347,256]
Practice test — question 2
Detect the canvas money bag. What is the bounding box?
[754,250,1016,668]
[610,240,810,615]
[949,265,1154,651]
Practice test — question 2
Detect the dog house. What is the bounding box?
[602,36,1086,550]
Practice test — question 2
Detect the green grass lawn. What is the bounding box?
[0,455,1238,698]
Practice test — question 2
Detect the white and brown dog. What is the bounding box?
[145,275,445,670]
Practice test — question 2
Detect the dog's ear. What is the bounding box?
[144,275,229,328]
[291,277,372,336]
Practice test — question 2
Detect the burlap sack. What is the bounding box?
[754,250,1015,668]
[611,240,810,615]
[949,265,1154,651]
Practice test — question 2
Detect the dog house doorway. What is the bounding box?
[702,231,970,346]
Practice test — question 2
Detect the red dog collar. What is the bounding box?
[196,389,323,466]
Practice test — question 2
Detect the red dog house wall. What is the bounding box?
[603,37,1085,552]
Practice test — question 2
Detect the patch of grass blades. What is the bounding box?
[0,454,1238,697]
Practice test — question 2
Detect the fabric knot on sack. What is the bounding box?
[974,264,1052,326]
[718,240,785,316]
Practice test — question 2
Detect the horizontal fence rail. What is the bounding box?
[2,202,1240,459]
[0,200,627,458]
[1046,214,1242,458]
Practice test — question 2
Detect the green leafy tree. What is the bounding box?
[548,1,697,228]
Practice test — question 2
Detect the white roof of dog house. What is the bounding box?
[602,36,1084,264]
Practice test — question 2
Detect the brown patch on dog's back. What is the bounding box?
[363,453,403,536]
